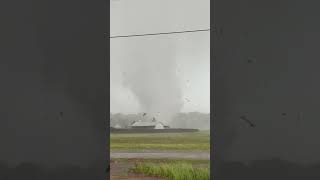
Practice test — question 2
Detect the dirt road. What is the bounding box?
[111,176,163,180]
[110,151,210,160]
[110,161,164,180]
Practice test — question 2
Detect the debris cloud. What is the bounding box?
[119,37,183,124]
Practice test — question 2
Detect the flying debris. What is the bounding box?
[142,113,147,116]
[240,115,256,127]
[185,98,191,102]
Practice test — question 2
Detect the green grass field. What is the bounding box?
[110,131,210,152]
[131,162,210,180]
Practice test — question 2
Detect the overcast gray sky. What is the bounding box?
[110,0,210,114]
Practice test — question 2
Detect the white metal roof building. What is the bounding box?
[130,121,169,129]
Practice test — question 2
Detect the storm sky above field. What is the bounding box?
[110,0,210,114]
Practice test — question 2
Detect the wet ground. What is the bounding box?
[110,161,164,180]
[110,151,210,160]
[111,176,163,180]
[110,150,209,179]
[110,151,210,179]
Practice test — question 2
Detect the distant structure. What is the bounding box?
[111,116,198,133]
[130,121,170,129]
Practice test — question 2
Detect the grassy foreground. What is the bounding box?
[110,131,210,152]
[131,162,210,180]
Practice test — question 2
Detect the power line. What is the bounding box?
[110,28,210,39]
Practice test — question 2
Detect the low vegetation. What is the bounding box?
[110,131,210,152]
[131,162,210,180]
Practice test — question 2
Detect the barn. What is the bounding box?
[130,121,170,129]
